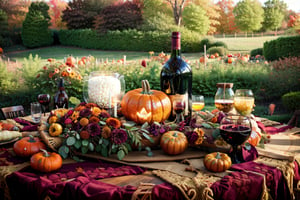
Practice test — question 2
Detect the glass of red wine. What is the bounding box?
[219,114,252,164]
[37,94,51,116]
[173,98,186,124]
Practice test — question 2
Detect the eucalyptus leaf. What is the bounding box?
[76,133,81,140]
[89,143,95,151]
[81,146,89,154]
[95,144,101,152]
[129,127,139,131]
[140,129,149,134]
[99,121,106,126]
[123,121,136,129]
[66,136,76,146]
[82,139,89,147]
[58,145,69,159]
[117,150,125,160]
[202,122,213,129]
[102,138,109,146]
[101,147,108,157]
[145,146,151,152]
[74,140,81,149]
[124,143,132,152]
[98,138,103,145]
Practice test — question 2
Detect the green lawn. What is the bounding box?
[215,36,279,52]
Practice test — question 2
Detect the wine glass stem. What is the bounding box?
[176,113,181,123]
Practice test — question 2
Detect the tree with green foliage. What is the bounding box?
[233,0,264,33]
[21,2,53,48]
[182,4,209,35]
[0,9,10,46]
[141,0,175,31]
[262,0,286,31]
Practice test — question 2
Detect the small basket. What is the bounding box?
[39,123,63,151]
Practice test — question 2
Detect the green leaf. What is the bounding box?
[102,138,109,146]
[202,122,213,129]
[142,132,154,143]
[58,145,69,159]
[89,143,95,151]
[99,121,106,126]
[117,150,125,160]
[123,121,136,129]
[81,146,89,154]
[141,122,149,129]
[82,139,89,147]
[124,143,132,152]
[129,127,139,131]
[101,147,108,157]
[75,133,80,140]
[95,144,101,152]
[66,136,76,146]
[69,96,81,105]
[74,140,81,149]
[98,138,103,145]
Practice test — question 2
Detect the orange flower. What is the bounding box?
[91,106,101,116]
[77,75,83,80]
[61,71,68,77]
[89,116,100,124]
[80,130,90,139]
[74,105,86,111]
[71,111,80,122]
[0,47,3,54]
[194,128,205,145]
[86,103,98,108]
[69,71,76,78]
[80,117,89,127]
[106,117,121,129]
[101,125,111,139]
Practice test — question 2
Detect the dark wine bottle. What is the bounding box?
[160,32,192,121]
[54,78,69,109]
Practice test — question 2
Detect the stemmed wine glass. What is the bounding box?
[234,89,255,116]
[173,98,186,124]
[219,114,252,164]
[37,94,51,116]
[192,95,205,113]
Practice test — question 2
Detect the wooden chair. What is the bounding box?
[288,109,300,127]
[1,105,26,119]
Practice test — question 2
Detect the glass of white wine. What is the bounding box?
[192,95,205,112]
[234,89,255,116]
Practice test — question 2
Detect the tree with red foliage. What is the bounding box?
[95,1,143,32]
[48,0,67,29]
[216,0,239,34]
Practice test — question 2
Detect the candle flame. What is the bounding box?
[137,107,152,120]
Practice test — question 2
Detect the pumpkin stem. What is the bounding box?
[215,152,221,159]
[40,149,50,157]
[28,135,36,143]
[141,80,153,94]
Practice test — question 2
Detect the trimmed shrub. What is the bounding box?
[58,29,202,52]
[22,2,53,48]
[210,41,228,49]
[282,91,300,111]
[250,48,263,57]
[207,46,228,56]
[263,35,300,61]
[199,38,214,52]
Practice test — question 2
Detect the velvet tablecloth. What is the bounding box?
[1,118,300,200]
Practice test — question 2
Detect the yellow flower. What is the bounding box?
[71,111,80,122]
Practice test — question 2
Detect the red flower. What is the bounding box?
[36,74,40,78]
[49,72,54,78]
[141,60,147,67]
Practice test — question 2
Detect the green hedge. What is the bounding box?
[282,91,300,112]
[58,29,202,52]
[263,35,300,61]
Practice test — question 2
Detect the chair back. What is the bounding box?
[1,105,25,119]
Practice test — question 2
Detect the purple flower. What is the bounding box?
[87,123,101,137]
[80,108,92,117]
[185,131,199,145]
[148,123,160,136]
[72,121,81,131]
[100,111,111,118]
[111,129,128,144]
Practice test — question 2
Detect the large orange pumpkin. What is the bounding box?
[30,149,63,172]
[13,135,46,157]
[121,80,171,124]
[160,131,188,155]
[203,152,232,172]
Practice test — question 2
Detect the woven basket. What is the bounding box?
[39,123,63,151]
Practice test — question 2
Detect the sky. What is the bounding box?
[232,0,300,12]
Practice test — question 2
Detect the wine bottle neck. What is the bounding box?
[171,33,181,57]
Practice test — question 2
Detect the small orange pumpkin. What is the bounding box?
[203,152,232,172]
[160,131,188,155]
[13,135,46,157]
[121,80,171,124]
[30,149,63,172]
